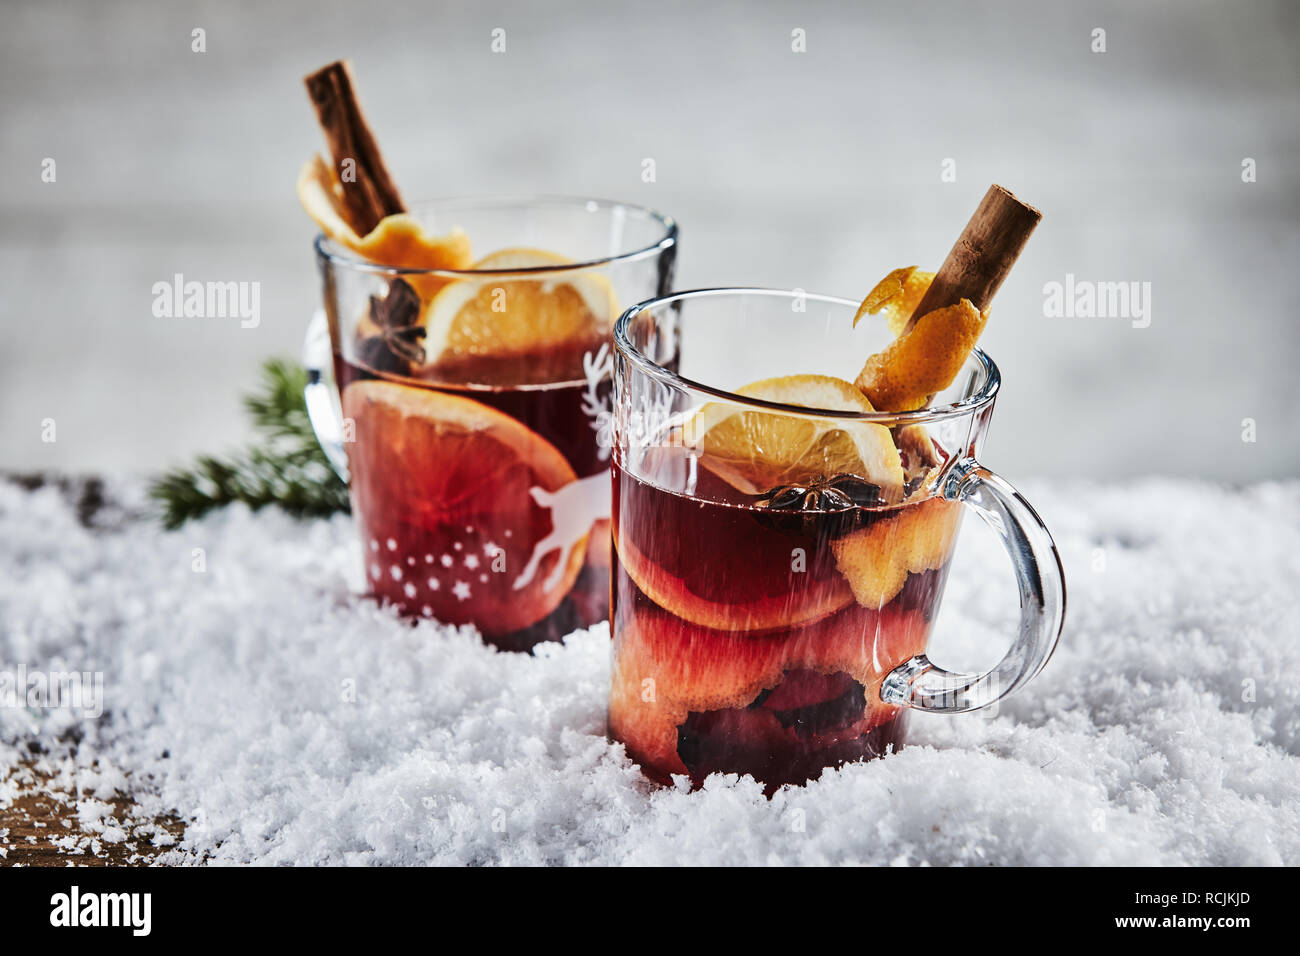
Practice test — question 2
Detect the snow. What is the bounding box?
[1,477,1298,865]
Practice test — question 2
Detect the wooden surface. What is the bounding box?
[1,761,185,867]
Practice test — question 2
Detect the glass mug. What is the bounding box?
[609,288,1065,790]
[305,196,678,651]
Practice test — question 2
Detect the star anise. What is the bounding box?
[361,278,426,371]
[756,473,884,510]
[752,473,883,536]
[377,323,426,365]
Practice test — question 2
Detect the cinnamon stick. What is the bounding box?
[303,60,406,235]
[902,184,1041,334]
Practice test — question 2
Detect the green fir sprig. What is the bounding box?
[150,359,350,529]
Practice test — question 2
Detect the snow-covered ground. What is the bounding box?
[2,478,1297,865]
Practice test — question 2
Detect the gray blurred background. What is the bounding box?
[2,0,1297,480]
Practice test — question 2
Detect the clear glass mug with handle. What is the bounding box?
[304,196,677,651]
[609,288,1065,790]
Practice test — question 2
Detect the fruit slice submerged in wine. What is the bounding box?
[614,515,854,634]
[342,379,587,636]
[757,668,858,712]
[609,603,931,782]
[831,496,962,609]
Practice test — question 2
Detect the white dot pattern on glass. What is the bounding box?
[355,500,596,626]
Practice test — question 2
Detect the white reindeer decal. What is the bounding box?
[581,343,615,462]
[513,472,611,592]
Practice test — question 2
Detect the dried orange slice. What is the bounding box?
[830,497,961,609]
[419,248,618,368]
[854,299,987,411]
[685,374,904,498]
[342,379,586,636]
[297,155,472,298]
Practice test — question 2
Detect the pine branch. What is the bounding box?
[150,360,350,529]
[242,358,316,442]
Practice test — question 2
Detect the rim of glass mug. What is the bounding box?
[313,194,679,276]
[615,287,1001,427]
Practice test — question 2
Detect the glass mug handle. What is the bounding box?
[302,309,351,482]
[881,457,1066,713]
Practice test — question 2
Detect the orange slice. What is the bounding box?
[419,248,618,367]
[342,379,586,636]
[614,523,854,633]
[685,374,904,498]
[830,497,961,609]
[609,610,788,777]
[296,155,472,298]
